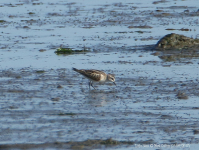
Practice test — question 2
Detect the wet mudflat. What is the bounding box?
[0,0,199,150]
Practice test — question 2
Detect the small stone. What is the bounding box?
[57,85,63,88]
[51,97,60,101]
[39,49,46,52]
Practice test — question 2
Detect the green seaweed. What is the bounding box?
[55,47,89,55]
[35,70,45,73]
[55,48,73,54]
[0,20,6,23]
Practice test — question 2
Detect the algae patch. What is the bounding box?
[35,70,45,73]
[55,48,89,55]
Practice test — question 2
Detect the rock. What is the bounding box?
[193,130,199,134]
[176,91,188,100]
[57,85,63,88]
[51,97,60,101]
[154,33,199,50]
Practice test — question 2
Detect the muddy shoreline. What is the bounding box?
[0,0,199,150]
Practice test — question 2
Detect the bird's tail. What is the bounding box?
[72,68,78,72]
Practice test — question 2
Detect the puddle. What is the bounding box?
[0,0,199,149]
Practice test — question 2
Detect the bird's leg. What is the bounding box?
[88,81,91,90]
[88,81,96,90]
[90,81,96,90]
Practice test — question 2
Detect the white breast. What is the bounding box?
[99,74,107,83]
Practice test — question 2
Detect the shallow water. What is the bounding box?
[0,0,199,150]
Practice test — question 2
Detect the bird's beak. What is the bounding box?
[113,82,116,86]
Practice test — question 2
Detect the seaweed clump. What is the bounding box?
[55,48,89,55]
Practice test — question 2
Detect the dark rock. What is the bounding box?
[57,85,63,88]
[154,33,199,50]
[193,130,199,134]
[176,91,188,100]
[51,97,60,101]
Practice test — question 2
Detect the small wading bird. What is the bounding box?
[72,68,116,90]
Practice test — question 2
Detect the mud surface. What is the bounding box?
[0,0,199,150]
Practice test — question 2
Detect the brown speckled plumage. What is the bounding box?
[72,68,116,90]
[73,68,105,82]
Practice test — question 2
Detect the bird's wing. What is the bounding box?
[78,69,104,81]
